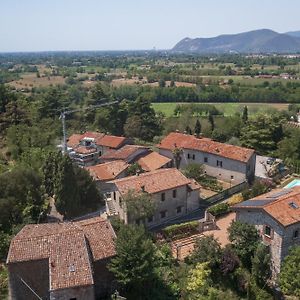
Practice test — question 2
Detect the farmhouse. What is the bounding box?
[157,132,256,184]
[86,160,130,193]
[107,168,200,227]
[6,217,116,300]
[232,186,300,277]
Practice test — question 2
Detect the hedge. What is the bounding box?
[162,220,199,239]
[207,202,230,217]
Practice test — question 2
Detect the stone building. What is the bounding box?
[107,168,200,227]
[7,217,116,300]
[232,186,300,277]
[157,132,256,184]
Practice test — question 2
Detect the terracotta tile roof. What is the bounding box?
[137,151,172,172]
[67,134,83,148]
[188,179,201,191]
[234,186,300,227]
[96,135,128,149]
[100,145,149,161]
[67,131,105,148]
[75,146,98,154]
[7,217,115,291]
[158,132,255,163]
[77,218,116,261]
[109,168,198,195]
[86,161,129,181]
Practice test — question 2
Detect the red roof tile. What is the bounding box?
[86,161,129,181]
[158,132,255,163]
[137,151,172,172]
[75,146,98,154]
[7,217,115,291]
[100,145,149,161]
[234,186,300,227]
[110,168,198,195]
[96,135,128,149]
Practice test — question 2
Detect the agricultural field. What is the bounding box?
[152,102,290,117]
[7,73,66,90]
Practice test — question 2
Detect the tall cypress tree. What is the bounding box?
[242,106,248,123]
[185,125,192,135]
[54,155,80,218]
[208,113,215,132]
[194,119,201,137]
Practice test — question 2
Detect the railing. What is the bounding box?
[204,181,248,204]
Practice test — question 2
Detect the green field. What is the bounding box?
[152,102,290,117]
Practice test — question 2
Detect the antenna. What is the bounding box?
[60,100,119,154]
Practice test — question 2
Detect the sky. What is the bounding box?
[1,0,300,52]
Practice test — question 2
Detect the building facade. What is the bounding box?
[232,186,300,277]
[158,132,256,184]
[107,168,200,227]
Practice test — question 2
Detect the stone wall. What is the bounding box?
[50,285,95,300]
[8,259,49,300]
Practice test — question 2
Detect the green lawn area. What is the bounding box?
[152,102,290,117]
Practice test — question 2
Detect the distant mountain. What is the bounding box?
[172,29,300,54]
[285,31,300,38]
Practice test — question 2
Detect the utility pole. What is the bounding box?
[59,100,118,154]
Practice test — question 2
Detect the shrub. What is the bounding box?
[227,194,244,206]
[207,202,230,217]
[162,221,199,239]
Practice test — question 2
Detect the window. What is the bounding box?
[113,191,116,200]
[217,160,223,167]
[70,298,77,300]
[176,206,182,214]
[187,153,190,159]
[293,230,299,239]
[161,193,165,202]
[173,189,177,198]
[148,216,154,223]
[231,175,234,180]
[204,157,208,163]
[264,225,272,238]
[192,154,195,160]
[160,210,167,219]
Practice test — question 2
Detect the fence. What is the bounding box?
[204,181,248,204]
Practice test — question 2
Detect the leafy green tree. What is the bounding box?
[220,246,240,275]
[109,225,158,294]
[126,162,143,176]
[279,246,300,298]
[228,221,259,269]
[240,114,284,155]
[186,262,211,297]
[123,190,155,223]
[183,163,204,182]
[125,96,161,141]
[194,119,201,137]
[251,244,271,287]
[159,79,166,88]
[189,235,222,267]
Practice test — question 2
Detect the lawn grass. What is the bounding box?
[152,102,290,117]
